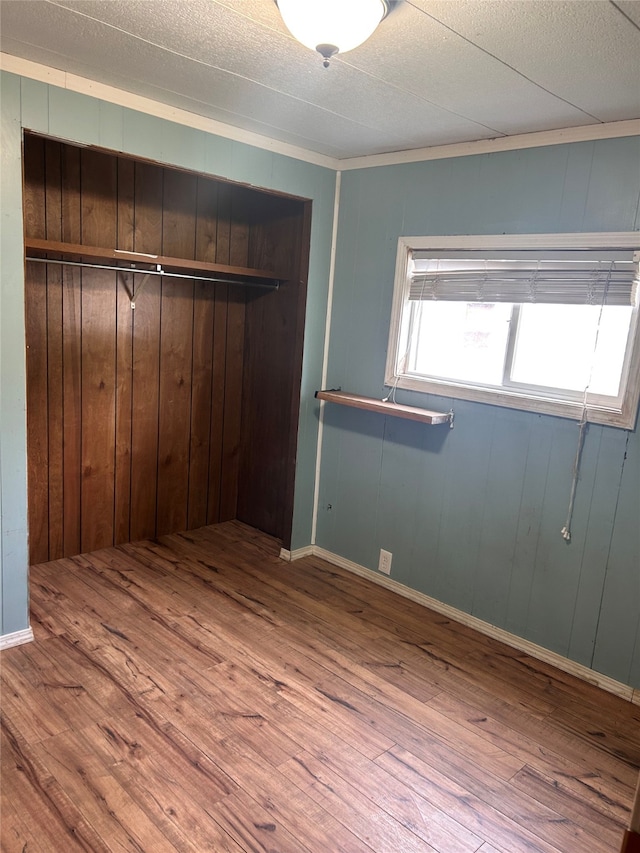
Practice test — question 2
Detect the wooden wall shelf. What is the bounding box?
[25,237,285,284]
[315,390,452,425]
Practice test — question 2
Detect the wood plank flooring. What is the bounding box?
[2,520,638,852]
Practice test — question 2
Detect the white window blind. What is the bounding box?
[409,249,639,306]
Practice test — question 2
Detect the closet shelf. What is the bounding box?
[315,390,452,425]
[24,237,285,284]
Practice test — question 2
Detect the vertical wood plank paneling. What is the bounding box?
[192,176,219,526]
[248,197,299,277]
[25,260,49,565]
[129,279,161,542]
[219,190,249,522]
[188,285,215,530]
[130,161,163,541]
[195,179,218,263]
[24,134,309,559]
[62,265,82,559]
[278,201,311,548]
[80,149,117,247]
[79,149,118,552]
[61,144,82,558]
[133,162,163,254]
[207,281,228,525]
[44,142,64,560]
[229,189,250,268]
[22,134,46,239]
[44,141,62,239]
[215,183,231,264]
[238,199,309,542]
[237,287,279,534]
[80,270,117,553]
[117,157,135,252]
[161,169,197,259]
[23,136,48,564]
[61,143,81,243]
[114,278,133,546]
[114,159,135,544]
[156,280,194,536]
[219,287,245,521]
[156,170,197,535]
[207,184,231,525]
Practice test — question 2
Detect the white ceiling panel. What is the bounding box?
[1,0,639,160]
[417,0,640,121]
[340,2,599,135]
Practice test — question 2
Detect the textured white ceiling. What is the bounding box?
[1,0,639,159]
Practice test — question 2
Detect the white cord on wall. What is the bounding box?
[560,266,610,542]
[560,414,588,542]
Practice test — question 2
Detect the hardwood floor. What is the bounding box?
[1,520,638,852]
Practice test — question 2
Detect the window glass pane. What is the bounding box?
[510,304,633,396]
[409,301,512,385]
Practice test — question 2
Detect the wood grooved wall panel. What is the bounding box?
[23,134,311,562]
[238,198,312,541]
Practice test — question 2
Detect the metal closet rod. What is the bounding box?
[25,256,280,290]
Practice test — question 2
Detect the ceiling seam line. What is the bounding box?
[405,0,604,123]
[609,1,640,32]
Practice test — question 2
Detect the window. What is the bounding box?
[385,234,640,428]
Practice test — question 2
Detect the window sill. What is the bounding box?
[386,374,637,429]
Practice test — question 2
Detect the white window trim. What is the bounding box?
[385,233,640,429]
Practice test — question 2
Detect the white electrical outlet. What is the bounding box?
[378,549,392,575]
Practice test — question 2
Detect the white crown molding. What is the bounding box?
[282,544,638,703]
[3,53,639,174]
[0,53,338,171]
[338,119,640,171]
[0,627,34,651]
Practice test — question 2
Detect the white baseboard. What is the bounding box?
[0,627,34,651]
[279,545,315,562]
[306,546,637,704]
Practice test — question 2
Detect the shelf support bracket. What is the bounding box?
[127,268,156,309]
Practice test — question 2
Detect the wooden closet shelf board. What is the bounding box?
[24,237,286,283]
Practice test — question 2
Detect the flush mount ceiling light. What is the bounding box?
[276,0,391,67]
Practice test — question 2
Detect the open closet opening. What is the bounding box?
[23,132,312,564]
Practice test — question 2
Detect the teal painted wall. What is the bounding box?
[318,138,640,689]
[0,70,336,637]
[1,72,30,638]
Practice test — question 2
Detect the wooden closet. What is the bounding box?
[23,132,311,564]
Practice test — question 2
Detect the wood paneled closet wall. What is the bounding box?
[23,133,311,564]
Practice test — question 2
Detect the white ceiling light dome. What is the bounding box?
[277,0,390,67]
